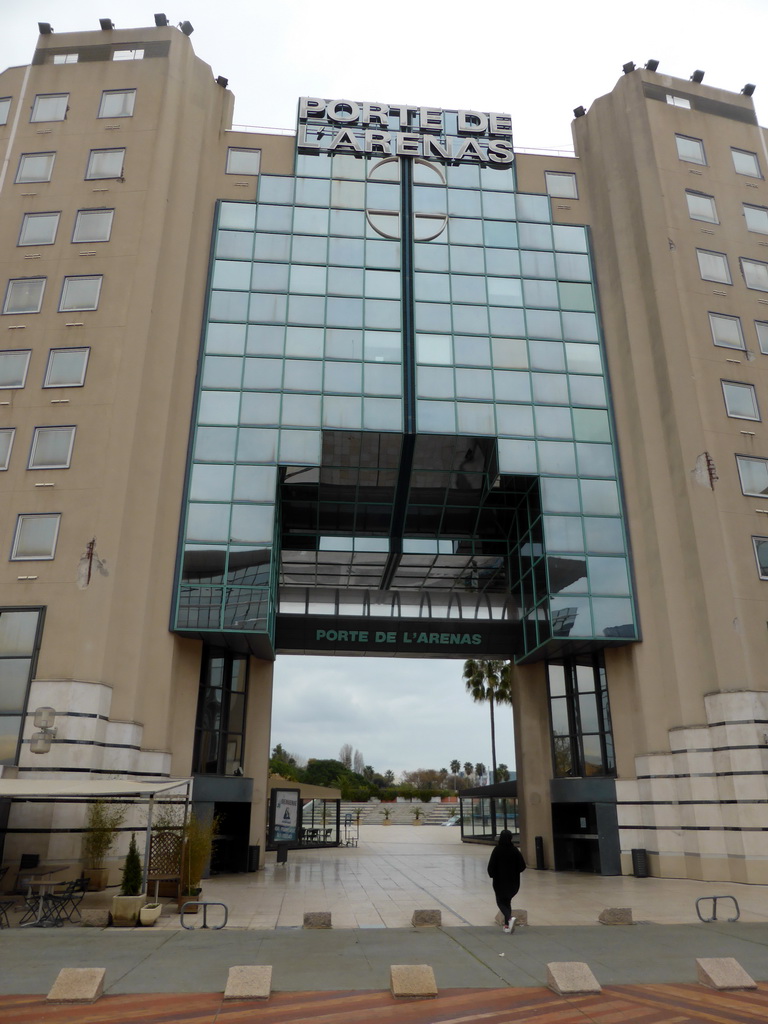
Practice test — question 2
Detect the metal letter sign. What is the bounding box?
[297,98,514,166]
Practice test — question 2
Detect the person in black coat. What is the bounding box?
[487,829,526,933]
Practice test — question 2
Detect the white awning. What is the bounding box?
[0,778,190,800]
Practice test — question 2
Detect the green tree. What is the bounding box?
[463,761,474,778]
[383,769,395,785]
[120,833,143,896]
[463,659,512,780]
[450,759,461,776]
[496,763,510,782]
[475,761,486,779]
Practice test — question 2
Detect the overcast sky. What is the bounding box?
[3,1,767,777]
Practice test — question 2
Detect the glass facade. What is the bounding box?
[173,134,637,662]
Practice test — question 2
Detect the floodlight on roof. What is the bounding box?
[691,69,705,83]
[573,106,586,118]
[645,59,659,71]
[154,13,168,26]
[99,18,114,30]
[180,20,194,35]
[216,76,228,88]
[622,62,636,74]
[742,83,756,96]
[38,22,53,34]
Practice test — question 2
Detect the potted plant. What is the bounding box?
[111,833,146,927]
[411,806,424,825]
[178,812,218,912]
[381,806,393,825]
[139,901,162,927]
[82,799,126,891]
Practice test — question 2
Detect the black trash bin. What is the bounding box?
[247,845,260,872]
[631,848,648,877]
[534,835,545,871]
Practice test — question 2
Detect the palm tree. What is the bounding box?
[463,659,512,780]
[463,761,474,778]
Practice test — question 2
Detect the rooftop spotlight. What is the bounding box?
[742,83,756,96]
[645,59,659,71]
[216,76,228,88]
[154,13,168,26]
[38,22,53,34]
[99,18,114,30]
[179,20,194,35]
[622,62,636,74]
[691,70,705,83]
[573,106,586,118]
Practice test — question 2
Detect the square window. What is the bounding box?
[226,148,261,175]
[59,276,102,311]
[741,258,768,292]
[0,351,31,388]
[722,380,760,420]
[686,191,717,223]
[545,171,578,199]
[737,455,768,496]
[30,93,68,122]
[3,279,45,314]
[72,209,113,243]
[756,321,768,355]
[113,49,144,60]
[52,53,78,64]
[675,134,706,165]
[0,98,10,125]
[753,536,768,579]
[732,148,761,177]
[11,514,60,560]
[28,426,75,469]
[0,429,14,469]
[744,204,768,234]
[85,149,124,180]
[15,153,55,184]
[18,212,59,246]
[709,313,745,350]
[98,89,136,118]
[43,348,89,387]
[697,249,731,284]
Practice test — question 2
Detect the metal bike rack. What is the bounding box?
[695,895,740,923]
[179,900,228,930]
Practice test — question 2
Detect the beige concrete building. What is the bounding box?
[0,25,765,884]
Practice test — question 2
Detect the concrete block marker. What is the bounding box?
[546,962,602,996]
[224,965,272,1000]
[47,967,106,1004]
[79,909,110,928]
[696,957,756,991]
[598,907,633,925]
[495,909,528,927]
[390,964,438,999]
[303,911,332,929]
[411,908,441,927]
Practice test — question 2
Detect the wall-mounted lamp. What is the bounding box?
[99,18,114,30]
[622,62,636,74]
[38,22,53,34]
[645,59,659,72]
[30,706,57,755]
[573,106,586,118]
[742,83,756,96]
[154,13,168,26]
[179,20,194,35]
[216,76,228,88]
[691,70,705,83]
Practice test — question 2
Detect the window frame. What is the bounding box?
[85,148,125,181]
[226,148,261,175]
[743,204,768,234]
[686,190,718,224]
[3,279,45,315]
[30,93,68,123]
[43,347,90,389]
[731,147,762,178]
[0,97,10,125]
[0,351,31,389]
[58,275,102,312]
[28,425,76,470]
[547,653,615,779]
[741,257,768,292]
[97,89,136,118]
[15,152,55,184]
[112,48,144,61]
[755,321,768,355]
[71,209,114,244]
[709,312,745,350]
[696,248,731,284]
[722,380,760,421]
[10,514,61,561]
[0,428,15,470]
[675,133,706,165]
[544,171,578,199]
[736,455,768,497]
[753,536,768,579]
[18,211,60,247]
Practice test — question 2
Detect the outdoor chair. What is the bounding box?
[52,877,89,921]
[18,890,43,925]
[0,898,15,928]
[14,853,39,893]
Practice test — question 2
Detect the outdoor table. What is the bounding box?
[21,867,69,927]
